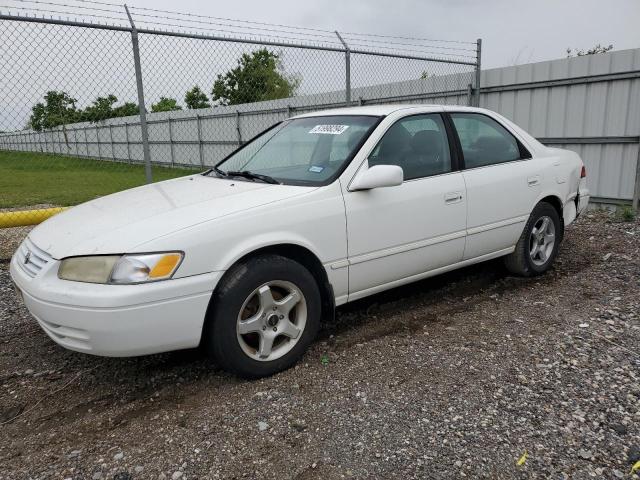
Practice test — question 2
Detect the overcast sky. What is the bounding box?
[126,0,639,69]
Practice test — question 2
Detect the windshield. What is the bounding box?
[214,115,380,185]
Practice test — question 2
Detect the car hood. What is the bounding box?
[29,174,313,259]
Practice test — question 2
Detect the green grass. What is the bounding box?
[0,151,200,208]
[616,205,637,222]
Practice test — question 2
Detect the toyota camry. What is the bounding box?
[10,105,590,378]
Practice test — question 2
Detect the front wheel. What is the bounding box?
[204,254,321,378]
[504,202,562,276]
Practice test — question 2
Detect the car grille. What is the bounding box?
[15,237,52,278]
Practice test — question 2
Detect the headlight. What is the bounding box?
[58,252,183,284]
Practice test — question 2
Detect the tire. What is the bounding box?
[204,254,321,378]
[504,202,562,277]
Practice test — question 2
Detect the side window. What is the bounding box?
[369,114,451,181]
[450,113,524,169]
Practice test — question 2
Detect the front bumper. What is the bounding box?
[10,250,222,357]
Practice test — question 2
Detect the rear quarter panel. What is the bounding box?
[535,146,585,225]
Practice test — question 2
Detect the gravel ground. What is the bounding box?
[0,211,638,479]
[0,225,33,260]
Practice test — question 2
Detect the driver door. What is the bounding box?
[342,113,467,300]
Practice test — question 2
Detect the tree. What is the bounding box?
[184,86,211,109]
[151,97,182,113]
[566,44,613,57]
[113,102,139,118]
[29,91,80,131]
[211,48,300,106]
[82,94,118,122]
[81,95,140,122]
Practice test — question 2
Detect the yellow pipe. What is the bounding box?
[0,207,68,228]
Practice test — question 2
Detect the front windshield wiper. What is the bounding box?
[226,170,280,184]
[210,165,227,177]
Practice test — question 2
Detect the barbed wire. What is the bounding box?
[1,0,478,62]
[3,0,478,50]
[338,36,477,53]
[127,3,477,46]
[6,0,125,16]
[341,31,477,45]
[3,0,342,42]
[54,0,121,7]
[0,4,129,24]
[0,5,340,48]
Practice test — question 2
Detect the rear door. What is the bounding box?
[447,112,541,260]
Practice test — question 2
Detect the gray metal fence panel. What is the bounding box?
[476,48,640,204]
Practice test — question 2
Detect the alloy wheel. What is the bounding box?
[529,215,556,266]
[236,280,307,362]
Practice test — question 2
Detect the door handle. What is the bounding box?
[527,175,541,187]
[444,191,463,204]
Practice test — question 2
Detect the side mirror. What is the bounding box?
[350,164,403,191]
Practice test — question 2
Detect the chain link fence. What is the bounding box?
[0,2,480,227]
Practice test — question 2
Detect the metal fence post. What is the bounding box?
[168,117,174,167]
[335,31,351,105]
[125,123,131,163]
[96,125,101,158]
[633,140,640,210]
[235,110,242,146]
[109,124,115,161]
[196,113,204,168]
[125,5,152,182]
[474,38,482,107]
[83,127,89,158]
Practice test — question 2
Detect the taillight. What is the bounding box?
[580,165,586,178]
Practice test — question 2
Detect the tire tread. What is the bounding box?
[504,202,561,277]
[204,254,321,378]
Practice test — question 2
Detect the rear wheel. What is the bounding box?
[504,202,561,276]
[204,254,321,378]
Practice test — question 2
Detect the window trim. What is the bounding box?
[444,111,532,171]
[363,112,457,182]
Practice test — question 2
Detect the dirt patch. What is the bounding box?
[0,212,638,479]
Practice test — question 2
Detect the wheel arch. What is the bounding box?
[538,194,562,216]
[205,243,335,337]
[536,194,565,240]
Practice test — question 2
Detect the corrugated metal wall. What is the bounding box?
[2,48,639,204]
[479,48,640,203]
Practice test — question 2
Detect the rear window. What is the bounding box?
[450,113,524,168]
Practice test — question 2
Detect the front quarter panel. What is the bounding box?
[134,181,349,301]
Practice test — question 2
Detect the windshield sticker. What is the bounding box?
[309,124,349,135]
[309,165,324,173]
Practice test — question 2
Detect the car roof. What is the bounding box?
[291,104,487,118]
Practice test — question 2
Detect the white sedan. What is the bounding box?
[10,105,589,377]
